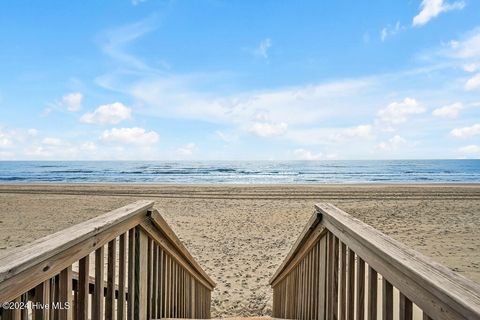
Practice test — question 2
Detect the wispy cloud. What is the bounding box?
[101,127,159,145]
[253,38,272,59]
[413,0,465,27]
[99,15,159,71]
[377,98,425,124]
[432,102,463,118]
[176,143,197,156]
[381,22,405,41]
[293,148,323,160]
[451,123,480,138]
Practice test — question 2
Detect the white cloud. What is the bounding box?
[253,38,272,59]
[42,137,64,146]
[465,73,480,91]
[432,102,463,118]
[27,128,39,136]
[249,121,287,138]
[376,135,407,151]
[331,124,373,142]
[463,63,480,72]
[458,145,480,154]
[413,0,465,27]
[446,29,480,59]
[80,102,132,125]
[216,131,239,143]
[381,22,404,41]
[0,129,12,147]
[176,143,196,156]
[377,98,425,124]
[451,123,480,138]
[81,142,97,152]
[293,148,323,160]
[101,127,159,145]
[61,92,83,112]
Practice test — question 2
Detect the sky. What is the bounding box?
[0,0,480,160]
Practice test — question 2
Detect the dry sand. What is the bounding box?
[0,184,479,317]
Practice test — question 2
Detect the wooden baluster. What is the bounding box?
[347,249,355,320]
[399,292,412,320]
[367,267,377,320]
[106,240,116,320]
[382,278,393,320]
[118,233,127,320]
[318,234,327,320]
[54,275,60,320]
[326,232,333,317]
[356,257,365,320]
[93,247,104,320]
[20,293,28,320]
[146,238,152,320]
[159,250,164,318]
[312,241,319,320]
[152,245,158,319]
[127,229,135,320]
[77,256,89,320]
[34,280,51,320]
[58,266,73,320]
[165,255,171,318]
[49,277,56,320]
[339,242,347,320]
[333,236,339,320]
[133,227,147,320]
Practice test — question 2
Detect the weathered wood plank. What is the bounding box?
[382,278,393,320]
[356,257,365,320]
[34,280,51,320]
[367,266,377,320]
[134,227,148,320]
[399,292,413,320]
[76,256,89,320]
[118,233,126,320]
[93,247,104,320]
[106,240,116,320]
[127,229,135,320]
[347,249,355,320]
[58,266,72,320]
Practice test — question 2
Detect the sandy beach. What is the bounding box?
[0,184,479,317]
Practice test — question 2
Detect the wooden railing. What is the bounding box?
[0,200,215,320]
[270,203,480,320]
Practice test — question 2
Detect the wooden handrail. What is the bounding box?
[316,202,480,320]
[147,209,215,289]
[0,200,154,302]
[270,203,480,320]
[0,201,215,319]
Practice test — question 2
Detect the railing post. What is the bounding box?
[134,227,148,320]
[318,234,328,320]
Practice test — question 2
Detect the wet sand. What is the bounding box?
[0,184,479,317]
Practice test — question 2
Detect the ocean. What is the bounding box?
[0,160,479,183]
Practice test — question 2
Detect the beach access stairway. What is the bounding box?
[269,203,480,320]
[0,201,215,320]
[1,201,480,320]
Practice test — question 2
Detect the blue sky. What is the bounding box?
[0,0,479,160]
